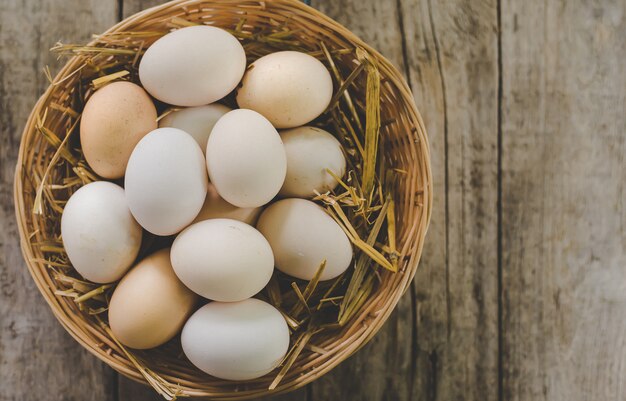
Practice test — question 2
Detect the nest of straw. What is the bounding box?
[13,0,432,399]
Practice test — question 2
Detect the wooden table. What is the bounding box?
[1,0,624,400]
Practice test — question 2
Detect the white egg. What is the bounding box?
[61,181,142,283]
[139,26,246,106]
[192,183,262,225]
[279,126,346,198]
[236,51,333,128]
[125,128,208,236]
[171,219,274,302]
[256,198,352,281]
[181,299,290,380]
[207,109,286,208]
[159,104,231,153]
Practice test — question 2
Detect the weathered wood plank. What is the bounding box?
[122,0,162,17]
[501,1,626,400]
[0,1,119,400]
[398,1,501,400]
[394,1,449,399]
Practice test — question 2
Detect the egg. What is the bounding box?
[256,198,352,281]
[181,299,289,380]
[159,104,231,153]
[80,81,157,179]
[139,26,246,106]
[279,126,346,198]
[61,181,142,283]
[109,248,198,349]
[236,51,333,128]
[171,219,274,302]
[207,109,286,208]
[125,128,208,236]
[192,183,262,225]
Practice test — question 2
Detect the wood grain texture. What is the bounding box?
[0,1,119,401]
[401,1,500,400]
[500,0,626,400]
[122,0,163,17]
[395,1,449,399]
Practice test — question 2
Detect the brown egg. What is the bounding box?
[108,248,198,349]
[80,81,157,179]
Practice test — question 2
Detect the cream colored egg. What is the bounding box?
[171,219,274,302]
[61,181,142,284]
[207,109,286,208]
[80,81,157,179]
[159,104,231,153]
[139,26,246,106]
[236,51,333,128]
[109,248,198,349]
[279,126,346,198]
[125,128,208,236]
[256,198,352,281]
[181,299,289,380]
[192,183,261,225]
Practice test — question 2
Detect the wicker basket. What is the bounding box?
[14,0,432,399]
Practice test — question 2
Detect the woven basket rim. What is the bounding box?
[13,0,433,398]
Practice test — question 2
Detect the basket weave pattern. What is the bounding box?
[14,0,432,398]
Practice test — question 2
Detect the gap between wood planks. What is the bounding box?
[496,0,503,399]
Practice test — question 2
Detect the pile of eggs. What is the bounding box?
[61,26,354,381]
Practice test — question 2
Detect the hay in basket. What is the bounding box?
[13,0,432,399]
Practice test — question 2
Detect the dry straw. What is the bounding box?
[14,0,432,399]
